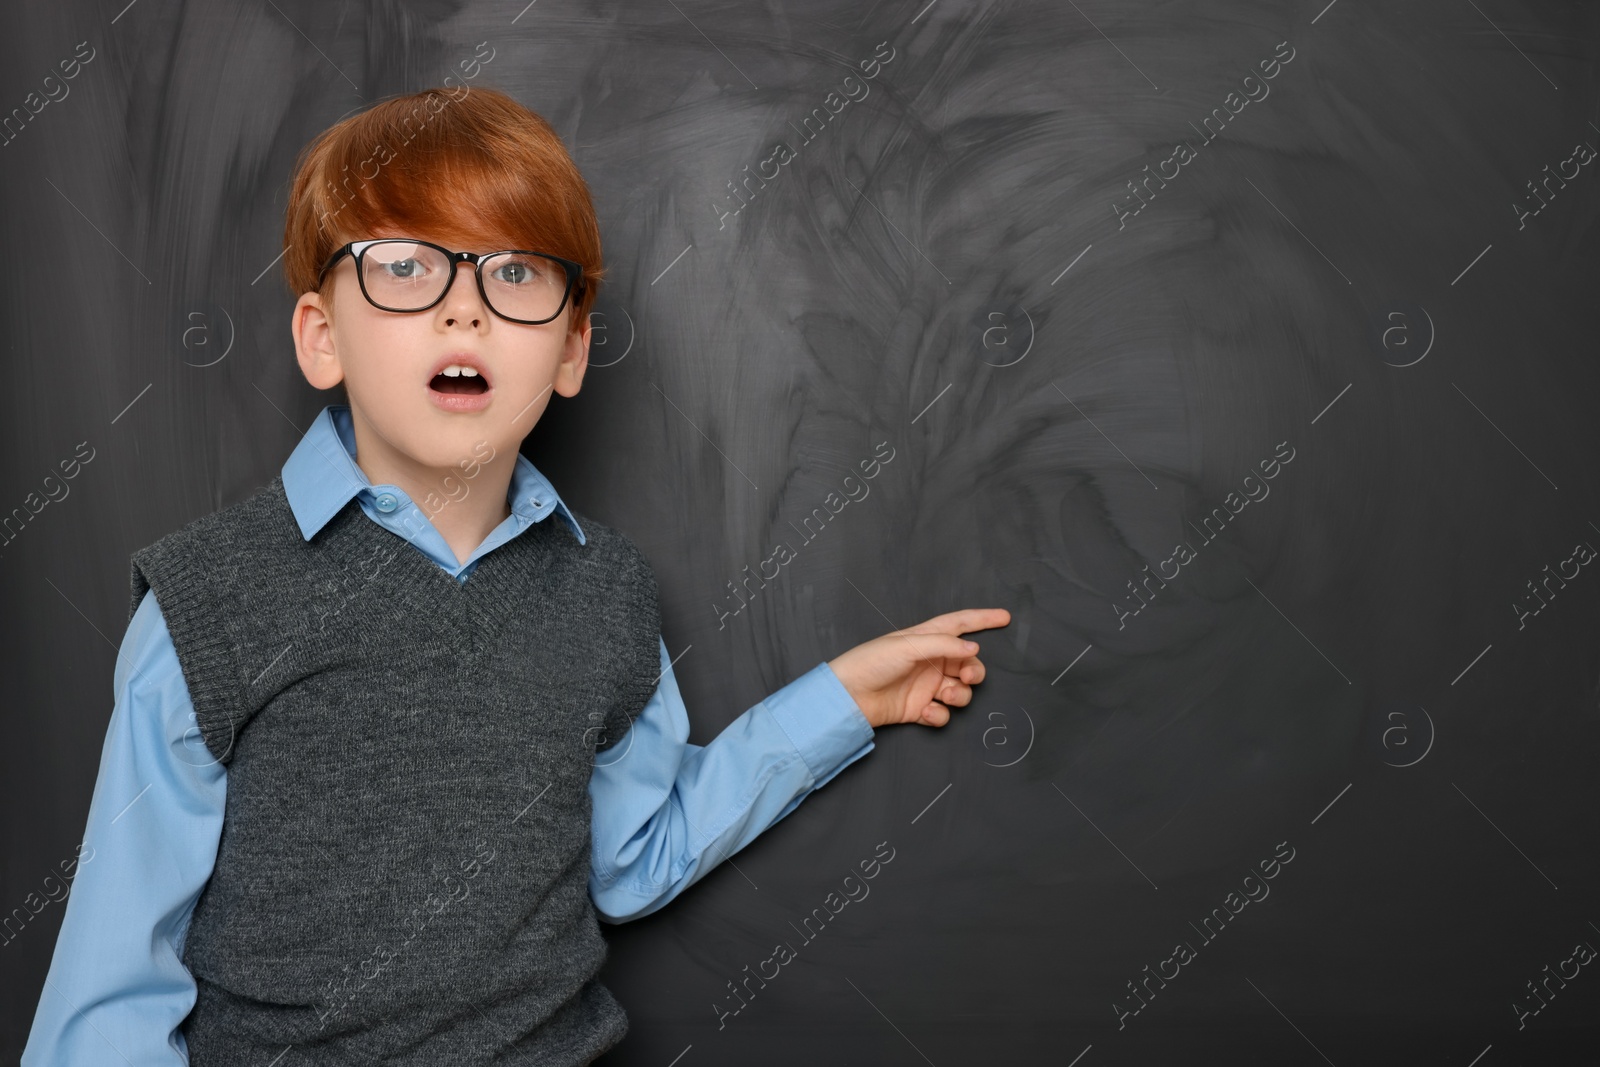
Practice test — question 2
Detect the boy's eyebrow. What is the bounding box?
[392,235,526,253]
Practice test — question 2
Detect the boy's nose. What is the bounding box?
[441,261,488,320]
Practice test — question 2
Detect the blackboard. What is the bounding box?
[3,1,1598,1062]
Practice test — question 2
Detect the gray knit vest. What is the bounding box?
[128,473,661,1065]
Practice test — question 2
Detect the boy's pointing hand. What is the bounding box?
[826,609,1011,729]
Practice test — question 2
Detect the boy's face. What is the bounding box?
[290,232,590,479]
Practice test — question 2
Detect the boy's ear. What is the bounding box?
[292,291,345,390]
[553,311,591,398]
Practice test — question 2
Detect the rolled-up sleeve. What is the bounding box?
[588,637,875,924]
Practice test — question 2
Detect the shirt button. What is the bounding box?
[531,498,543,508]
[374,492,399,513]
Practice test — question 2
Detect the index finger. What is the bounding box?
[902,608,1012,638]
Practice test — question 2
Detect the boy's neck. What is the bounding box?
[346,408,514,567]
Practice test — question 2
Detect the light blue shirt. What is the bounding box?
[22,404,875,1066]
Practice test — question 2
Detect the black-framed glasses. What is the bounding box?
[316,238,584,325]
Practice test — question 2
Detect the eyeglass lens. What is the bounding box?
[359,240,568,321]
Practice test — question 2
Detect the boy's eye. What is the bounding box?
[490,257,547,286]
[379,257,425,279]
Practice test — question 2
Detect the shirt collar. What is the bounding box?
[280,404,585,546]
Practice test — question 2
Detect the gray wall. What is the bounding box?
[3,1,1598,1061]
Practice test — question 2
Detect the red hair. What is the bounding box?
[281,86,604,334]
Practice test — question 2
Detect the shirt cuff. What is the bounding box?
[759,661,875,784]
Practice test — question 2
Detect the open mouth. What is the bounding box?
[429,369,490,395]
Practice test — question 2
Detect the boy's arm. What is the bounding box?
[21,590,226,1067]
[588,636,875,924]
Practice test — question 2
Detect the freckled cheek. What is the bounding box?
[359,323,435,385]
[506,349,564,390]
[350,337,412,384]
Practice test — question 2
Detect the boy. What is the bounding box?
[22,86,1007,1065]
